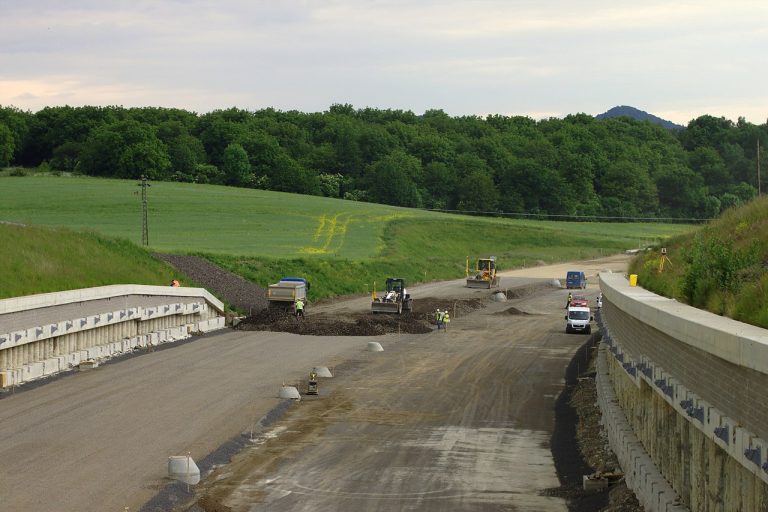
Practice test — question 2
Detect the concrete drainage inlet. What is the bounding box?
[167,455,200,485]
[279,386,301,399]
[312,366,333,377]
[367,341,384,352]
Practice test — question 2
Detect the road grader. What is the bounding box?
[466,256,500,289]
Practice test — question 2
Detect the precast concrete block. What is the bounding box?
[25,362,44,381]
[149,332,159,345]
[42,357,60,375]
[67,352,80,367]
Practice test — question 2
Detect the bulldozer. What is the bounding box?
[371,277,413,315]
[466,256,500,289]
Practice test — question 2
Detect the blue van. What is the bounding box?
[566,271,587,289]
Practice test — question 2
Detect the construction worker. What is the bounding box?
[435,309,444,330]
[295,298,305,319]
[443,311,450,331]
[566,292,573,309]
[596,293,603,310]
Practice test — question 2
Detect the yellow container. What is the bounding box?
[629,274,638,287]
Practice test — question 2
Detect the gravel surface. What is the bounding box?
[156,254,267,313]
[160,252,642,511]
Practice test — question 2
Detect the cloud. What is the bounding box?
[0,0,766,124]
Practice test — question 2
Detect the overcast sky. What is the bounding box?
[1,0,766,125]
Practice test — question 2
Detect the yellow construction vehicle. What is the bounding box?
[466,256,499,289]
[307,371,318,395]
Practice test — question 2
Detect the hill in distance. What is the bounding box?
[596,105,684,130]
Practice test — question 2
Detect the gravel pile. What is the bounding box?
[156,254,267,313]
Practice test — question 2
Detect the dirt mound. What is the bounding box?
[237,298,486,336]
[238,311,432,336]
[496,306,531,315]
[156,254,267,313]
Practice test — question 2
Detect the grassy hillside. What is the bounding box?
[207,216,690,302]
[0,175,696,303]
[0,175,420,258]
[0,223,179,299]
[629,196,768,328]
[0,175,690,258]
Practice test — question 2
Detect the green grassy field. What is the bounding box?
[0,175,695,304]
[0,223,176,299]
[0,175,421,258]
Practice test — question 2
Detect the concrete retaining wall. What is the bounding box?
[598,273,768,511]
[0,285,226,387]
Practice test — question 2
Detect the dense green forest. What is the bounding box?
[0,104,765,219]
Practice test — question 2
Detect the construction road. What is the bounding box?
[0,255,628,512]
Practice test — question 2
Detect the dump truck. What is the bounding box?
[267,277,310,311]
[466,256,499,289]
[371,277,413,314]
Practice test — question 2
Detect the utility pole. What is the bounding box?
[758,139,762,197]
[137,175,150,246]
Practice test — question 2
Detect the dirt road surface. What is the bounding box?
[0,255,628,512]
[188,255,630,512]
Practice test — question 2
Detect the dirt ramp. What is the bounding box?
[156,254,267,313]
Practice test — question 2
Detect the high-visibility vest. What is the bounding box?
[296,300,304,310]
[443,313,450,324]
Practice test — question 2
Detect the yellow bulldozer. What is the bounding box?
[466,256,499,289]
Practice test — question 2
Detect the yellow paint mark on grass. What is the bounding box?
[300,212,353,255]
[313,214,327,242]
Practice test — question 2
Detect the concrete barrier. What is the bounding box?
[598,273,768,510]
[0,285,226,388]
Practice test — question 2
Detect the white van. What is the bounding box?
[565,306,593,334]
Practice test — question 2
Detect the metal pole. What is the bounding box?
[137,175,150,246]
[758,139,762,197]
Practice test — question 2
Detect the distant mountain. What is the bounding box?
[595,105,684,130]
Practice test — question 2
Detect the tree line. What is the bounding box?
[0,103,765,219]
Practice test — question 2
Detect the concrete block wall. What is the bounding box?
[598,273,768,511]
[0,285,226,387]
[595,343,688,512]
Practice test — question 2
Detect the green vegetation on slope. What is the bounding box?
[208,217,692,302]
[0,175,694,304]
[0,223,178,299]
[0,175,417,257]
[629,196,768,328]
[0,175,691,259]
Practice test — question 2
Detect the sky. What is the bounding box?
[1,0,766,125]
